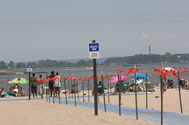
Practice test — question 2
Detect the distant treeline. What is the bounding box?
[0,53,189,69]
[103,53,189,65]
[0,59,93,69]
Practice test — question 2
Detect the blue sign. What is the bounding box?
[27,64,32,68]
[89,43,99,52]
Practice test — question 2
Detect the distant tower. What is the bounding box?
[149,39,152,54]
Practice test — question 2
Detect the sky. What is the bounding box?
[0,0,189,62]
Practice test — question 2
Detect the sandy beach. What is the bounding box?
[0,98,157,125]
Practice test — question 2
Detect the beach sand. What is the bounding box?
[78,88,189,115]
[0,98,157,125]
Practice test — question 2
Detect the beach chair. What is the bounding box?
[122,82,129,92]
[146,83,153,89]
[7,91,12,95]
[97,84,104,94]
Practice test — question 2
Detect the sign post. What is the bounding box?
[27,64,32,100]
[89,40,99,115]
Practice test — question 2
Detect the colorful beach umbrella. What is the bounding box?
[163,67,174,71]
[8,77,28,84]
[132,72,150,80]
[109,75,127,83]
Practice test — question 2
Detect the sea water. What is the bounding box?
[0,63,188,94]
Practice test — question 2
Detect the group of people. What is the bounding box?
[30,71,61,98]
[164,77,188,89]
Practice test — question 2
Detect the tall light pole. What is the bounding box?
[149,39,152,55]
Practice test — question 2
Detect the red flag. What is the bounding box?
[81,76,86,81]
[125,72,130,76]
[105,74,109,78]
[7,78,11,82]
[61,75,65,78]
[117,68,124,73]
[65,77,70,80]
[48,77,53,81]
[17,77,21,81]
[43,79,48,82]
[177,71,189,77]
[154,69,161,74]
[76,78,81,81]
[170,71,176,78]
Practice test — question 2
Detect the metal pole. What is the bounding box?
[178,72,183,113]
[46,74,48,102]
[58,77,61,104]
[92,40,98,116]
[29,72,31,100]
[118,74,121,115]
[108,77,110,103]
[46,81,48,102]
[82,81,85,102]
[74,80,77,106]
[42,82,43,100]
[68,80,71,98]
[145,72,148,109]
[160,74,164,125]
[64,77,68,105]
[77,81,79,101]
[88,80,90,102]
[134,72,138,120]
[102,75,106,112]
[71,79,73,99]
[53,89,55,104]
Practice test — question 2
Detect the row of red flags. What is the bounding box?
[1,67,188,83]
[154,67,189,79]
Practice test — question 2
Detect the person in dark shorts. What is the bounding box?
[47,71,56,97]
[30,73,38,98]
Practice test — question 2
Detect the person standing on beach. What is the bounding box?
[47,71,56,97]
[30,73,38,98]
[54,72,61,97]
[38,75,44,96]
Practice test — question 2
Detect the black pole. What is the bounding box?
[42,82,44,100]
[29,72,31,100]
[82,81,85,102]
[64,77,68,105]
[88,80,90,102]
[46,74,48,102]
[58,77,61,104]
[46,81,48,102]
[77,81,79,101]
[102,75,106,112]
[177,72,183,113]
[53,89,55,104]
[107,77,110,103]
[74,80,77,106]
[71,80,73,99]
[68,80,71,98]
[49,81,50,103]
[118,74,121,115]
[134,72,138,120]
[92,40,98,116]
[145,72,148,109]
[160,74,163,125]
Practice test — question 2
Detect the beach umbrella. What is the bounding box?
[132,72,150,80]
[109,75,127,83]
[163,67,174,71]
[8,77,28,84]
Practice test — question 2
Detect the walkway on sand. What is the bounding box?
[1,96,189,125]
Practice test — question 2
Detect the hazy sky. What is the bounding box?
[0,0,189,62]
